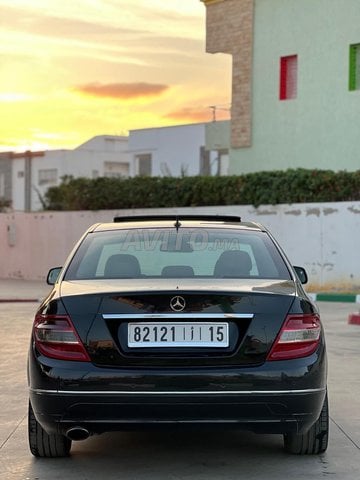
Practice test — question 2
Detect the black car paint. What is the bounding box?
[28,219,327,445]
[29,279,326,437]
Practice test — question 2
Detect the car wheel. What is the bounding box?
[283,392,329,454]
[28,402,72,457]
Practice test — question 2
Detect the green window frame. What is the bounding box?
[349,44,360,91]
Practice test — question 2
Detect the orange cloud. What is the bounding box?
[165,106,231,123]
[74,82,169,99]
[165,107,213,123]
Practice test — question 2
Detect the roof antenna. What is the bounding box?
[174,216,181,232]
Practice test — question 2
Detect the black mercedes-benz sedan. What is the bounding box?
[28,215,328,457]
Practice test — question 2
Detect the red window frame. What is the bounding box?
[280,55,298,100]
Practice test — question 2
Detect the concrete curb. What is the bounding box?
[348,313,360,325]
[308,293,360,303]
[307,293,360,326]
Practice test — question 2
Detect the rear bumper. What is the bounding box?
[28,342,327,437]
[30,387,326,437]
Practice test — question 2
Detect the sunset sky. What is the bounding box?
[0,0,231,152]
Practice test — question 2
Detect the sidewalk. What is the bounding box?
[0,278,50,302]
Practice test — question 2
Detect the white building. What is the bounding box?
[1,135,130,212]
[128,123,228,177]
[201,0,360,174]
[0,123,229,212]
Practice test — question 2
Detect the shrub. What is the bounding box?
[44,169,360,211]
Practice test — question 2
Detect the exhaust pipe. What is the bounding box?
[66,427,90,441]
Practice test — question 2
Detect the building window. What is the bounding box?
[349,44,360,91]
[38,169,58,185]
[280,55,298,100]
[136,154,152,176]
[103,162,129,178]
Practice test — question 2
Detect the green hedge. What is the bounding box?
[44,169,360,211]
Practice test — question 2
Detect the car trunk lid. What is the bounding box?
[60,279,296,367]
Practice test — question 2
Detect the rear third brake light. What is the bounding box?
[267,314,321,361]
[33,314,90,362]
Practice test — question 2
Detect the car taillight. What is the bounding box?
[267,314,321,361]
[33,314,90,362]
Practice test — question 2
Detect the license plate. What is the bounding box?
[128,322,229,348]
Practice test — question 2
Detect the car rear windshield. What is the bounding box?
[64,228,291,280]
[65,228,291,280]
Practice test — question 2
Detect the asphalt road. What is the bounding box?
[0,302,359,480]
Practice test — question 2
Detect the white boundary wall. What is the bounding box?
[1,202,359,291]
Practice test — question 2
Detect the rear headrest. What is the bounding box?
[214,250,252,277]
[104,254,141,278]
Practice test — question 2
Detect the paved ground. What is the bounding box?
[0,286,359,479]
[0,279,50,302]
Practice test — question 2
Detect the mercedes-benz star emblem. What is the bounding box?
[170,296,186,312]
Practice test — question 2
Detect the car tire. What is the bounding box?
[28,402,72,457]
[283,392,329,455]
